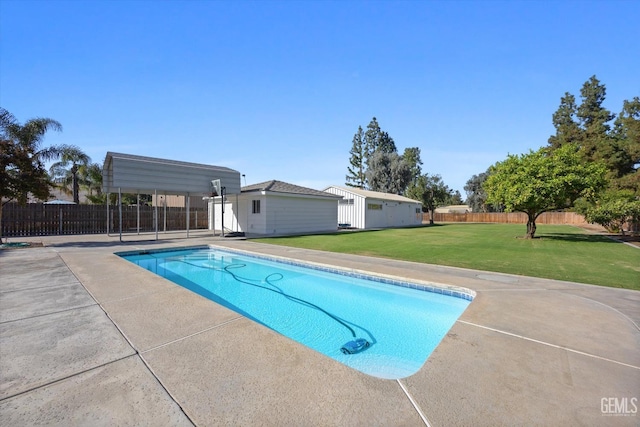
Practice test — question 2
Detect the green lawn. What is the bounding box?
[254,224,640,290]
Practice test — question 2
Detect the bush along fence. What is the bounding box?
[1,203,209,237]
[427,211,592,226]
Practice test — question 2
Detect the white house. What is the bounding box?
[323,186,423,229]
[209,180,341,236]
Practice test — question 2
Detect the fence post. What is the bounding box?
[118,188,123,242]
[154,189,158,240]
[186,194,190,238]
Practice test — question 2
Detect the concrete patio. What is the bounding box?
[1,231,638,426]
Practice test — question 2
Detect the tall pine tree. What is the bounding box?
[345,126,366,188]
[548,93,581,149]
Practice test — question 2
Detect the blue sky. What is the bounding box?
[1,0,638,195]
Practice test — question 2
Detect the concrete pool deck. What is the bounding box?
[1,231,638,426]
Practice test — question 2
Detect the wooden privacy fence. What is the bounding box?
[1,203,209,237]
[427,211,591,225]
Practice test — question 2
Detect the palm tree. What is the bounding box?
[1,108,62,163]
[1,107,62,243]
[49,145,91,204]
[83,163,107,204]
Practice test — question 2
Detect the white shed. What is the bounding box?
[323,186,423,229]
[210,180,342,237]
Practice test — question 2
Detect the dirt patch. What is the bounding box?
[0,242,44,250]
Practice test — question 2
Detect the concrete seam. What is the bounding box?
[0,303,98,325]
[57,253,197,426]
[556,292,640,332]
[141,316,244,354]
[0,280,82,294]
[459,320,640,370]
[477,289,639,331]
[396,379,431,427]
[0,353,137,402]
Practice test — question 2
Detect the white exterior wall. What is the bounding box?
[208,195,244,233]
[324,187,366,228]
[364,198,386,228]
[263,195,337,235]
[244,194,267,234]
[324,186,423,229]
[209,193,338,236]
[365,199,422,228]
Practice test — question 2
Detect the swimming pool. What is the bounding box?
[120,246,473,379]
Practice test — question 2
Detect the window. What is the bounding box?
[367,203,383,210]
[252,200,261,214]
[338,198,354,205]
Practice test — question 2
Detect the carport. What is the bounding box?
[102,152,241,240]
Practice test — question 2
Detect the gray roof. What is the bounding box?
[103,152,241,195]
[105,152,239,173]
[242,180,342,198]
[324,186,422,204]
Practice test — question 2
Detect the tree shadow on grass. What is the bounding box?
[538,232,620,244]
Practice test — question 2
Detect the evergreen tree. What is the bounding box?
[365,151,410,194]
[364,117,382,162]
[577,76,615,147]
[364,117,397,159]
[378,130,397,154]
[345,126,366,189]
[612,97,640,187]
[464,170,492,212]
[548,93,582,149]
[348,116,409,193]
[446,190,464,206]
[402,147,422,186]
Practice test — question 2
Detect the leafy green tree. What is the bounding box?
[485,144,607,238]
[406,173,452,224]
[345,126,366,189]
[577,189,640,235]
[1,107,62,243]
[49,145,91,204]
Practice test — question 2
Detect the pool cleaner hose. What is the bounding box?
[174,256,371,355]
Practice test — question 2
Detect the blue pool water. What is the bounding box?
[120,247,472,379]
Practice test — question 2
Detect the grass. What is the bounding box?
[254,224,640,290]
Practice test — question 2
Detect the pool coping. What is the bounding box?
[116,244,476,302]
